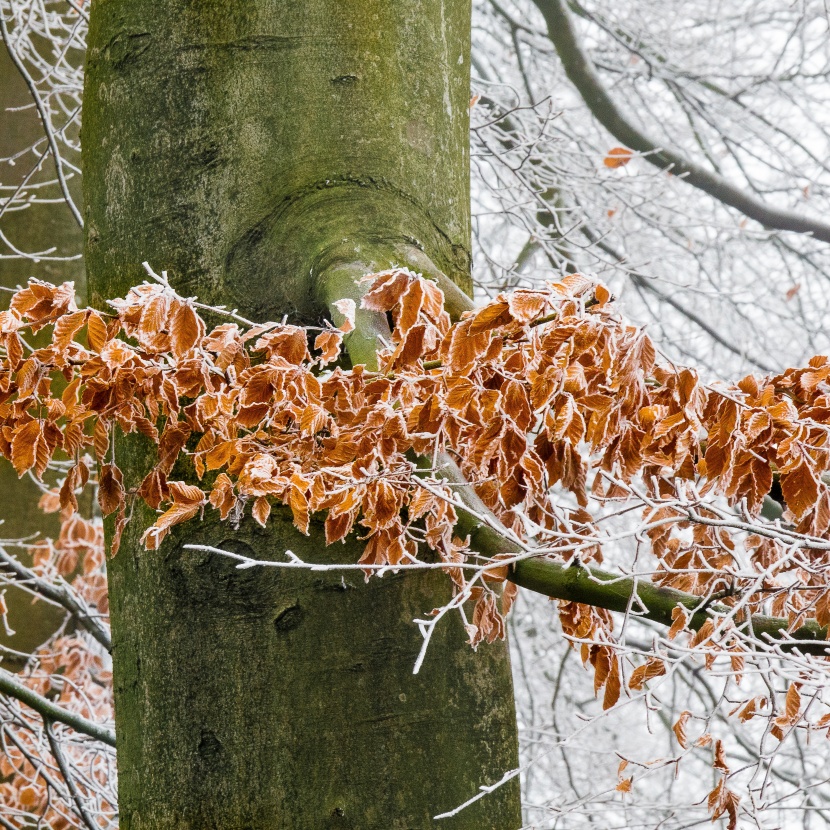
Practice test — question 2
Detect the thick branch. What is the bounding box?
[432,432,830,655]
[0,665,116,746]
[327,264,830,657]
[531,0,830,244]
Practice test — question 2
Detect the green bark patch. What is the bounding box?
[84,1,521,826]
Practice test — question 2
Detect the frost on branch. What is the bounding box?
[3,269,830,661]
[0,491,114,827]
[6,268,830,823]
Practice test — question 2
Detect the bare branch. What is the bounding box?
[0,12,83,228]
[0,546,111,652]
[45,719,100,830]
[531,0,830,243]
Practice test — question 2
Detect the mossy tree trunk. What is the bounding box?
[0,45,85,663]
[82,2,521,828]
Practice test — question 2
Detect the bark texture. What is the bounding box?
[83,2,521,827]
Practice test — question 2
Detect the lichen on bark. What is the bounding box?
[83,2,521,827]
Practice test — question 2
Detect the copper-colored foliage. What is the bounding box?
[8,268,830,822]
[2,269,830,657]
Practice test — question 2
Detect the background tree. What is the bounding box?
[4,1,830,829]
[0,0,86,663]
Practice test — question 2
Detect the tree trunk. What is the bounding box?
[0,44,85,662]
[82,2,521,828]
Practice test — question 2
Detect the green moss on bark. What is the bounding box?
[84,2,521,827]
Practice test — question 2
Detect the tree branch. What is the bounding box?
[576,225,778,374]
[0,547,112,652]
[46,719,100,830]
[0,666,115,747]
[325,262,830,657]
[530,0,830,244]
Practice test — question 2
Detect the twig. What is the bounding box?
[45,719,99,830]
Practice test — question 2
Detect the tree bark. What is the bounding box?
[82,2,521,828]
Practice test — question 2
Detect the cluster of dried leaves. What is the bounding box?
[1,506,113,828]
[5,269,830,826]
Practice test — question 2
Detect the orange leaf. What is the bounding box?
[98,464,125,517]
[602,656,621,709]
[141,502,202,550]
[314,330,343,366]
[628,657,666,690]
[603,147,633,168]
[168,481,206,506]
[673,710,691,749]
[171,302,203,358]
[616,777,633,793]
[668,605,689,640]
[209,473,237,520]
[86,310,110,351]
[593,283,611,306]
[713,739,729,773]
[11,419,42,477]
[780,461,819,520]
[252,496,271,527]
[469,301,512,335]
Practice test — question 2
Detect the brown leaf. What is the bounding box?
[668,605,689,640]
[205,441,236,472]
[469,301,512,335]
[171,302,203,358]
[158,423,191,474]
[735,697,758,723]
[445,319,489,373]
[616,777,633,793]
[53,310,87,352]
[360,269,411,312]
[289,479,310,535]
[673,710,691,749]
[168,480,206,506]
[508,290,548,323]
[325,508,356,544]
[138,469,169,511]
[254,327,310,365]
[780,461,819,520]
[604,147,633,168]
[602,656,621,709]
[713,739,729,773]
[628,657,666,690]
[86,311,110,352]
[110,505,128,557]
[141,501,202,550]
[593,283,611,306]
[252,496,271,527]
[93,419,110,461]
[98,464,125,517]
[333,298,356,333]
[690,617,714,648]
[777,683,801,729]
[209,473,237,520]
[314,330,343,366]
[11,419,42,477]
[59,462,85,518]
